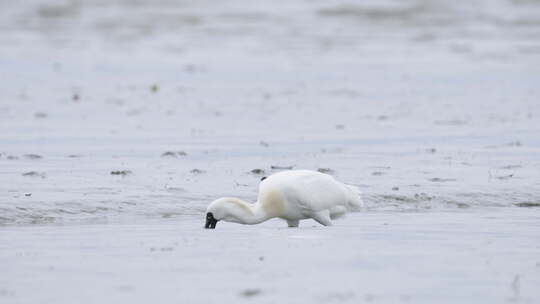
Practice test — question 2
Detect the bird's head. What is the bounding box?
[204,197,253,229]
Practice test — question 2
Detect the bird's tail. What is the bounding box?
[344,184,364,211]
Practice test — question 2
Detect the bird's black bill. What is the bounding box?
[205,212,218,229]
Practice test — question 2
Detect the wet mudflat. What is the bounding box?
[1,1,540,224]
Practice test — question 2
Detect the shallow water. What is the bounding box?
[1,210,539,303]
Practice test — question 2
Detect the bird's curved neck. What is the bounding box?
[234,199,270,225]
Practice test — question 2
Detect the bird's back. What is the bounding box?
[258,170,351,217]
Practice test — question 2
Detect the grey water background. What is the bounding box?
[1,0,540,225]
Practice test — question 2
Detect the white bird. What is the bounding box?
[204,170,363,229]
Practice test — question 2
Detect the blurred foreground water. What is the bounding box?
[1,0,540,224]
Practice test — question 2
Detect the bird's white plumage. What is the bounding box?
[206,170,363,228]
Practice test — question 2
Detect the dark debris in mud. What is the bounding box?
[23,154,43,159]
[22,171,46,178]
[317,168,334,174]
[414,193,434,201]
[428,177,456,182]
[515,202,540,207]
[110,170,132,176]
[271,165,294,170]
[190,169,205,174]
[380,194,414,202]
[161,151,188,157]
[250,168,265,175]
[240,289,262,298]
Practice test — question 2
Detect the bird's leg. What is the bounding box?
[286,219,299,228]
[311,210,333,226]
